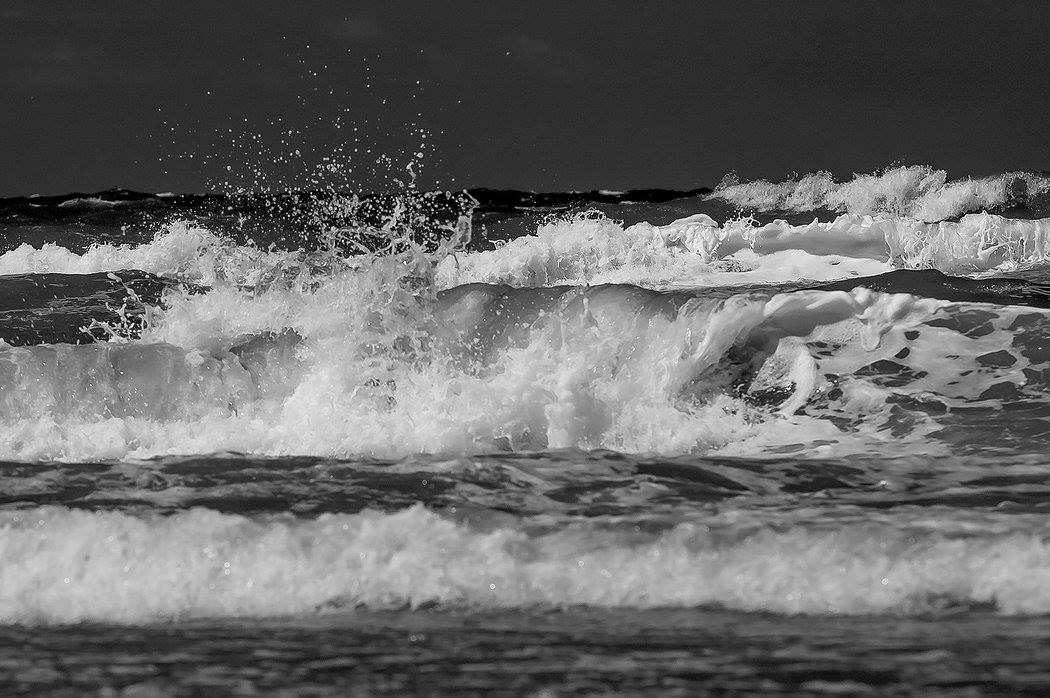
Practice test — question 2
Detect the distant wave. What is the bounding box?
[710,165,1050,222]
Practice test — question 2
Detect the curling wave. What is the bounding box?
[5,263,1050,461]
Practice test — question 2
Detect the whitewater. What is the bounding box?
[5,165,1050,692]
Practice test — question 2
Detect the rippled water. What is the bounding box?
[10,610,1050,694]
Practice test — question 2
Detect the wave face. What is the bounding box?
[3,169,1050,626]
[0,280,946,460]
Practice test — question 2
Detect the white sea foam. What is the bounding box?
[0,271,948,461]
[438,212,887,288]
[712,166,1050,222]
[438,211,1050,285]
[719,212,1050,273]
[55,197,126,209]
[2,208,1049,293]
[0,210,1045,461]
[0,221,303,287]
[3,504,1050,623]
[3,195,1049,630]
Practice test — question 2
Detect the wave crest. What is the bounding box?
[4,504,1050,623]
[712,166,1050,222]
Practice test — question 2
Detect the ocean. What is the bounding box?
[3,164,1050,693]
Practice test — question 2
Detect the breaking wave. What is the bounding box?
[711,165,1050,222]
[7,209,1050,299]
[4,504,1050,623]
[4,173,1050,626]
[3,264,1050,462]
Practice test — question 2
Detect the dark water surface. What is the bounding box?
[8,609,1050,695]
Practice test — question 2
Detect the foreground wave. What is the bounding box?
[0,202,1047,460]
[5,503,1050,623]
[0,277,1048,461]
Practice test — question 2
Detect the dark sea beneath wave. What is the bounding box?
[4,165,1050,694]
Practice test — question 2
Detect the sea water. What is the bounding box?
[3,166,1050,693]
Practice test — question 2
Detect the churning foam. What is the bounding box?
[712,165,1050,222]
[0,207,1048,461]
[0,261,951,462]
[0,221,311,288]
[4,504,1050,623]
[437,212,886,288]
[3,209,1050,294]
[438,210,1050,284]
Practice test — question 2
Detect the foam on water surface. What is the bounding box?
[0,258,978,461]
[0,202,1047,462]
[7,208,1050,298]
[445,210,1050,286]
[2,268,1047,463]
[2,176,1050,631]
[4,503,1050,623]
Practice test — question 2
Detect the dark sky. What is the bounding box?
[2,1,1049,196]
